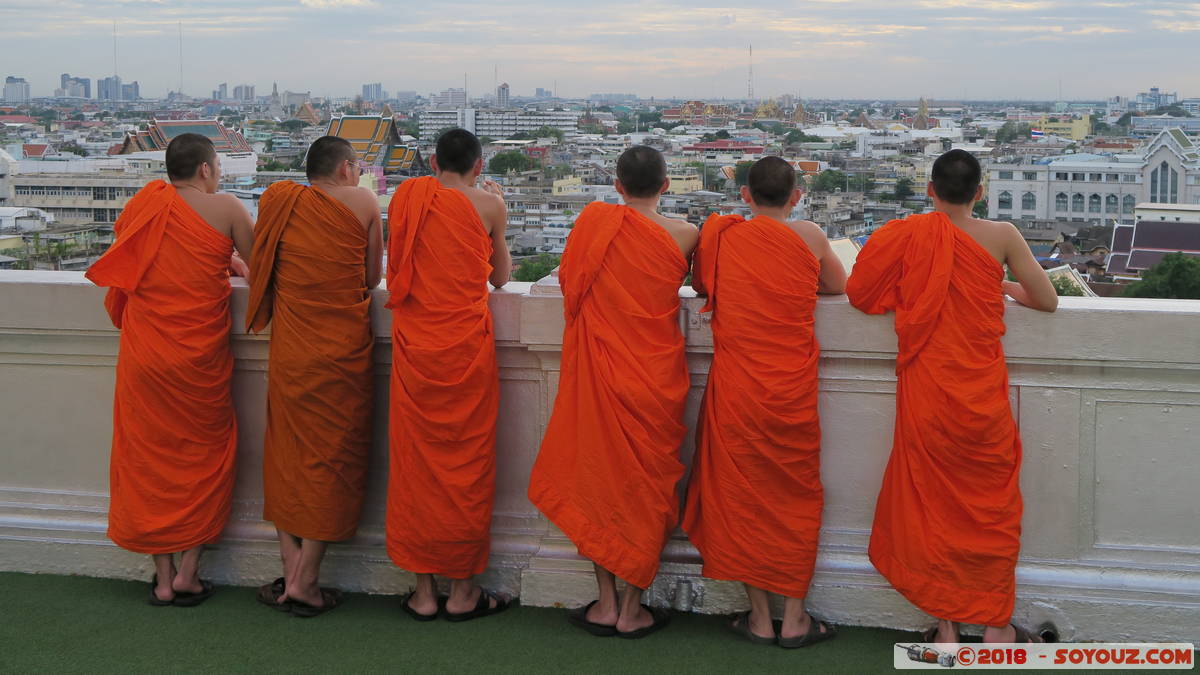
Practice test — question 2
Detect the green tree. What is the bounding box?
[715,129,731,139]
[973,201,988,218]
[513,254,561,282]
[811,169,848,193]
[1149,105,1191,118]
[784,130,824,144]
[279,119,307,133]
[488,151,535,174]
[1051,274,1085,297]
[478,136,495,146]
[532,126,565,142]
[893,177,914,201]
[1121,253,1200,299]
[1116,112,1134,128]
[58,141,87,156]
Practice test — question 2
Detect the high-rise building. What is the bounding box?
[497,82,510,108]
[213,83,228,100]
[362,83,383,102]
[121,81,140,101]
[58,74,90,99]
[4,76,32,104]
[394,90,417,104]
[233,84,255,102]
[98,76,122,101]
[535,87,551,98]
[430,88,468,108]
[1136,87,1178,111]
[418,108,580,140]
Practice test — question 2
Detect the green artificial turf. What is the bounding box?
[1,572,915,674]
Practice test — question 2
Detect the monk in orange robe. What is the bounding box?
[386,129,514,621]
[845,149,1057,644]
[87,133,253,606]
[682,157,846,647]
[529,146,698,639]
[247,136,383,618]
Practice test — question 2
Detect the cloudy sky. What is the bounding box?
[3,0,1197,101]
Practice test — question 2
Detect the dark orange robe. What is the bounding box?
[86,180,237,554]
[681,214,824,598]
[528,202,690,589]
[246,181,373,542]
[846,211,1022,626]
[384,176,499,578]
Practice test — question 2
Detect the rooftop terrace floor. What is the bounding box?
[4,572,926,674]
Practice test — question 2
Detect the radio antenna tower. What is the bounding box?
[113,20,120,103]
[747,44,754,101]
[178,21,184,96]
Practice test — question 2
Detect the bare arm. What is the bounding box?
[227,194,255,272]
[482,180,512,288]
[815,233,847,295]
[1003,223,1058,312]
[365,206,383,290]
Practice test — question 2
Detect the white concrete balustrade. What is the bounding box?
[1,269,1198,642]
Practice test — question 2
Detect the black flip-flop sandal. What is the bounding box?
[922,625,959,643]
[147,574,173,607]
[400,591,443,622]
[726,611,777,645]
[172,579,216,608]
[444,588,513,622]
[257,577,291,613]
[616,605,671,640]
[291,587,344,618]
[567,600,618,637]
[779,617,837,649]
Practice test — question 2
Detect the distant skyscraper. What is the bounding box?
[233,84,255,101]
[213,82,228,100]
[535,87,550,98]
[362,83,383,102]
[431,88,468,108]
[121,81,140,101]
[59,73,90,99]
[3,76,31,103]
[98,76,123,101]
[497,82,510,108]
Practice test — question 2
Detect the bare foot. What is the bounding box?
[405,587,439,616]
[446,585,500,614]
[153,573,175,603]
[933,619,959,644]
[171,571,204,596]
[615,604,653,633]
[584,595,619,627]
[780,611,832,640]
[286,582,325,608]
[739,609,777,640]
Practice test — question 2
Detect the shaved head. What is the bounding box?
[305,135,357,180]
[435,128,482,175]
[616,145,667,198]
[931,149,982,205]
[747,156,796,208]
[165,133,216,182]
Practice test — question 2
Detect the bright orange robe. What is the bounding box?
[846,211,1022,626]
[681,214,824,598]
[384,176,499,578]
[86,180,237,554]
[247,181,373,542]
[528,202,690,589]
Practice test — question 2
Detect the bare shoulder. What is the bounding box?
[788,218,827,239]
[656,213,698,236]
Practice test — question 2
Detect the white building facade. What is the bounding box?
[987,129,1200,226]
[419,108,581,140]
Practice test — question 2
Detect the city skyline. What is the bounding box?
[2,1,1198,101]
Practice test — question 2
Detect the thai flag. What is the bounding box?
[1031,128,1045,138]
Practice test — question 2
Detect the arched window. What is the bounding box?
[1151,164,1160,202]
[1072,193,1085,211]
[1056,192,1068,211]
[1022,192,1036,211]
[1105,194,1118,213]
[1089,194,1101,213]
[998,190,1012,210]
[1122,194,1135,214]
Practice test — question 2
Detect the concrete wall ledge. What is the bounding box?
[1,270,1198,642]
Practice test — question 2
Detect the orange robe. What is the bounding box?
[247,181,373,542]
[86,180,237,554]
[846,211,1022,626]
[681,214,824,598]
[528,202,690,589]
[384,176,499,578]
